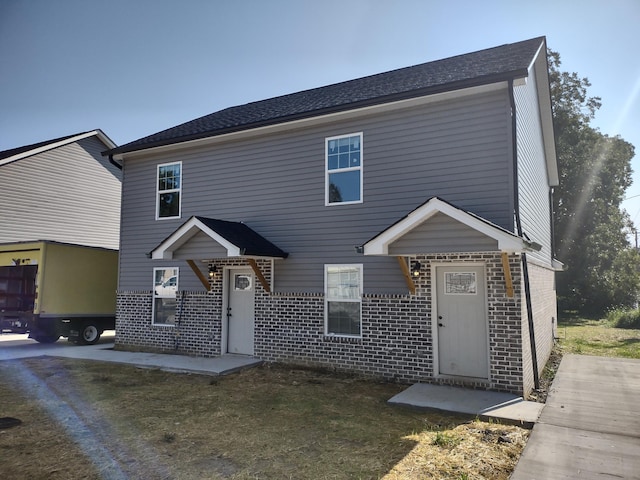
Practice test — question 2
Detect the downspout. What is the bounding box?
[509,78,540,391]
[549,187,557,258]
[108,154,123,170]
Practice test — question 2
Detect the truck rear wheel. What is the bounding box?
[33,335,60,344]
[77,323,101,345]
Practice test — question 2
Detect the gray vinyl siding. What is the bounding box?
[119,88,513,293]
[388,213,498,254]
[514,68,553,264]
[173,231,228,259]
[1,136,122,250]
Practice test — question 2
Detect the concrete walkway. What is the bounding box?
[511,354,640,479]
[0,333,262,376]
[388,382,544,426]
[54,344,263,376]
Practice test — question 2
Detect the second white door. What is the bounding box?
[226,269,255,355]
[435,265,488,378]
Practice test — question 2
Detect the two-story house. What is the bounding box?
[105,37,559,396]
[1,129,121,250]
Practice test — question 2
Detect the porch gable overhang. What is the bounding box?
[150,216,288,260]
[362,197,538,255]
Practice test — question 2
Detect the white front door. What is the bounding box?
[435,265,488,378]
[226,268,255,355]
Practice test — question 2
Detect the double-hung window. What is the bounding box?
[325,264,362,336]
[153,267,178,325]
[157,162,182,219]
[326,133,362,205]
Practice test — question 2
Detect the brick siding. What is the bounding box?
[115,252,556,395]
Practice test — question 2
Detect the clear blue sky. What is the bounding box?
[1,0,639,228]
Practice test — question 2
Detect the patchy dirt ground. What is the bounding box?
[527,343,563,403]
[1,358,528,479]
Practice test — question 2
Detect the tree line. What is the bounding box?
[549,50,639,314]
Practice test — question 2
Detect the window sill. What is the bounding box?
[322,335,362,344]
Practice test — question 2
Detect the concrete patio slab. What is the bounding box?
[388,382,544,426]
[0,333,262,376]
[51,346,263,376]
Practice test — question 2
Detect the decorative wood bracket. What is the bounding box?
[396,256,416,295]
[247,258,271,293]
[187,260,210,290]
[501,252,514,298]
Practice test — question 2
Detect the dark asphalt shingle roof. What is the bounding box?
[107,37,545,156]
[195,217,288,258]
[0,132,89,161]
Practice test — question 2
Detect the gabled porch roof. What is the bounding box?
[150,216,288,260]
[362,197,539,255]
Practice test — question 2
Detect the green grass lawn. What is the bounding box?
[557,316,640,359]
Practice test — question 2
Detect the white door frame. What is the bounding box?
[431,262,490,380]
[221,266,255,355]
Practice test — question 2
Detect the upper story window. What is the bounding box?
[157,162,181,219]
[326,133,362,205]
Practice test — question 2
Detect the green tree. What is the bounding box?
[550,50,639,313]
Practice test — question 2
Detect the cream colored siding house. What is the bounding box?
[106,37,559,396]
[0,130,122,344]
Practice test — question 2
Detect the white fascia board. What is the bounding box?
[530,45,559,187]
[364,198,526,255]
[94,129,118,150]
[115,82,508,161]
[0,130,116,167]
[151,217,241,260]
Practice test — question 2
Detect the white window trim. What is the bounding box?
[324,263,363,337]
[156,161,182,220]
[152,267,179,326]
[325,132,363,206]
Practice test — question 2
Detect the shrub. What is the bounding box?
[607,308,640,329]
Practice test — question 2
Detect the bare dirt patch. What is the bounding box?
[0,358,528,479]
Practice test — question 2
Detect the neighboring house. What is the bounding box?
[106,37,559,396]
[0,131,122,342]
[0,130,122,250]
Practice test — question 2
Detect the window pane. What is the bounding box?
[327,266,360,300]
[328,301,360,335]
[159,192,180,217]
[350,151,360,167]
[328,153,339,170]
[154,268,178,296]
[329,171,360,203]
[159,165,180,189]
[154,297,177,325]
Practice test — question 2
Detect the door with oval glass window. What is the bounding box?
[226,269,255,355]
[435,265,488,379]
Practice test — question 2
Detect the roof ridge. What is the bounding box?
[107,36,546,156]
